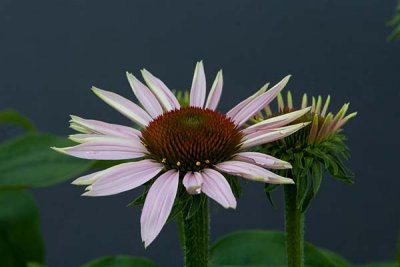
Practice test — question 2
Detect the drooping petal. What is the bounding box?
[215,161,294,184]
[201,169,236,209]
[68,134,141,146]
[141,69,180,111]
[241,122,310,148]
[83,160,163,196]
[234,152,292,169]
[205,70,223,110]
[141,170,179,248]
[126,72,164,118]
[242,107,311,135]
[230,75,291,127]
[226,83,269,119]
[91,87,152,127]
[69,115,141,137]
[51,136,146,160]
[183,172,203,194]
[190,61,206,108]
[72,169,104,185]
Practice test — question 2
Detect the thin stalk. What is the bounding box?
[181,197,209,267]
[284,184,305,267]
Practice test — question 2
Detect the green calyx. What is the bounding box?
[256,91,356,212]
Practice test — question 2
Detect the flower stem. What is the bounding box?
[284,184,305,267]
[181,196,209,267]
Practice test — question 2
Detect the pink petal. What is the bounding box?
[226,83,269,119]
[241,122,310,148]
[190,61,206,108]
[215,161,294,184]
[234,152,292,169]
[201,168,236,209]
[83,160,163,196]
[92,87,152,127]
[231,75,291,127]
[68,134,141,145]
[205,70,223,110]
[52,136,146,160]
[242,107,311,135]
[183,172,203,194]
[141,170,179,248]
[69,115,141,137]
[141,69,180,111]
[126,72,164,118]
[72,169,104,185]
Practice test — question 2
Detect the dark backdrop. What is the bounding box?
[1,0,399,266]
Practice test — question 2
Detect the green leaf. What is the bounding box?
[355,264,397,267]
[81,255,158,267]
[0,133,94,189]
[0,190,44,266]
[210,230,350,267]
[0,109,36,132]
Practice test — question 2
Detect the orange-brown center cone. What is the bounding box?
[141,107,243,172]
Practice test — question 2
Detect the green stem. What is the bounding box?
[396,229,400,267]
[181,196,209,267]
[284,184,305,267]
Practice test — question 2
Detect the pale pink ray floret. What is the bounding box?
[52,61,310,248]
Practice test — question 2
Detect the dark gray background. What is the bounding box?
[1,0,399,266]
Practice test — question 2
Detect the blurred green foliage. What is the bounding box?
[0,110,94,267]
[210,231,398,267]
[0,191,43,266]
[388,0,400,41]
[81,256,158,267]
[210,231,351,267]
[0,133,94,189]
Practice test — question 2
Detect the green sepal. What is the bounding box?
[301,161,323,212]
[185,194,207,220]
[264,183,280,207]
[258,130,354,211]
[225,174,242,198]
[296,172,308,210]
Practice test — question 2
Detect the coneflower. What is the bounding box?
[53,62,309,267]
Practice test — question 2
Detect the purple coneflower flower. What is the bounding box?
[53,61,310,247]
